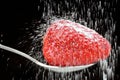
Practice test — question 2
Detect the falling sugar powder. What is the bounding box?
[13,0,119,80]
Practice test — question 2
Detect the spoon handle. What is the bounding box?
[0,44,48,68]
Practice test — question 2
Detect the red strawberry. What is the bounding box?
[43,19,111,66]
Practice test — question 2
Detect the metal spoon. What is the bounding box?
[0,44,95,73]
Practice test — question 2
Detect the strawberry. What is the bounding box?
[43,19,111,66]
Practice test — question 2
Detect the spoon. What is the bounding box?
[0,44,95,73]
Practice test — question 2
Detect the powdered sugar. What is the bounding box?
[55,20,97,39]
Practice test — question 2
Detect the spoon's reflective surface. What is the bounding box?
[0,44,95,73]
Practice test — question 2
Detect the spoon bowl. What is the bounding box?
[0,44,95,73]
